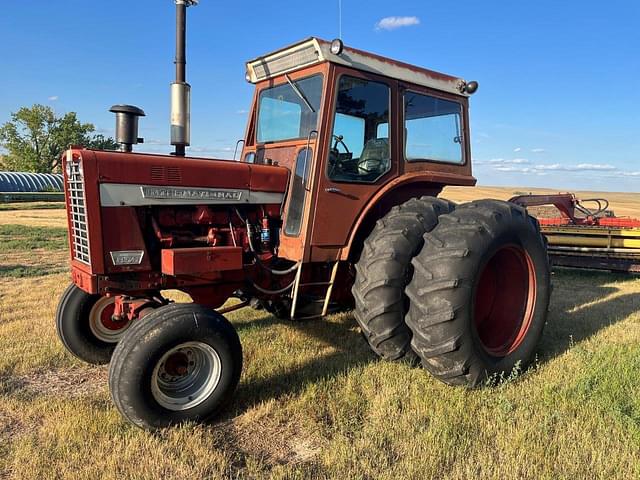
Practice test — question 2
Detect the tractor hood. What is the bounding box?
[69,149,289,207]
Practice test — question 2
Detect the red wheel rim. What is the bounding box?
[473,245,537,357]
[98,302,122,331]
[88,297,132,343]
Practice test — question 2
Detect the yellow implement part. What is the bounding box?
[541,226,640,238]
[544,233,640,249]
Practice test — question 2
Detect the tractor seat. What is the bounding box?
[358,138,390,177]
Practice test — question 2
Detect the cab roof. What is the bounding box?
[246,37,470,97]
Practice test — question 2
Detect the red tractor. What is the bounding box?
[56,3,550,430]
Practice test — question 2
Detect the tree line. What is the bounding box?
[0,104,117,173]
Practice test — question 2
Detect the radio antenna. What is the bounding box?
[338,0,342,40]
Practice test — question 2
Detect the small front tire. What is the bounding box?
[56,284,130,365]
[108,303,242,430]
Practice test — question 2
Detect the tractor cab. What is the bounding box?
[240,38,477,263]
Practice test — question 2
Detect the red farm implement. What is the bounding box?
[510,193,640,273]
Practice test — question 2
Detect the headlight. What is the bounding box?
[77,161,84,176]
[65,160,72,177]
[330,38,344,55]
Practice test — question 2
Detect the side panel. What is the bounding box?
[101,207,151,273]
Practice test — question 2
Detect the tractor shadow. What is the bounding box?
[536,268,640,361]
[231,311,377,413]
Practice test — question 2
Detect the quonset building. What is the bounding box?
[0,172,64,192]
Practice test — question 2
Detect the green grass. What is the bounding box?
[0,264,66,278]
[0,202,65,211]
[0,224,67,253]
[0,215,639,478]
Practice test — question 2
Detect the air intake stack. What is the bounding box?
[171,0,197,156]
[109,105,145,152]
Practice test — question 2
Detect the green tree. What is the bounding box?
[85,134,119,151]
[0,104,117,173]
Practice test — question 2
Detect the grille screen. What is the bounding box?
[67,161,90,264]
[253,45,319,80]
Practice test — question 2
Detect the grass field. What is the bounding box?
[0,188,639,479]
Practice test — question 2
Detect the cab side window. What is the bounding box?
[328,76,391,183]
[404,92,464,164]
[284,148,313,236]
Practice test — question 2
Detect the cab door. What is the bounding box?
[310,68,399,250]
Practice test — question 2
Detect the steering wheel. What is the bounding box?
[329,134,351,177]
[332,134,350,154]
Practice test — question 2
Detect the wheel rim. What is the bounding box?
[151,341,222,411]
[88,297,132,343]
[473,244,537,357]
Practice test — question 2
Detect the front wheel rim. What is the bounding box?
[151,341,222,411]
[88,297,132,343]
[473,244,537,357]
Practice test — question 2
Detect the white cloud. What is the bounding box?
[531,148,545,153]
[575,163,616,171]
[513,147,522,152]
[48,96,59,101]
[531,163,561,171]
[236,109,248,115]
[479,160,620,175]
[190,146,234,153]
[486,157,529,165]
[143,139,166,145]
[375,16,420,31]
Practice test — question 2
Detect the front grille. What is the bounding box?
[66,161,90,264]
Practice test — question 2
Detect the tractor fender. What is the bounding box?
[342,171,474,261]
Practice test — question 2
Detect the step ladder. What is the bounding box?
[290,261,340,320]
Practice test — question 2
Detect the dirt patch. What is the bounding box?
[218,414,322,466]
[0,410,28,442]
[0,367,107,399]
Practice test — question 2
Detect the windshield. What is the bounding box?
[256,74,323,143]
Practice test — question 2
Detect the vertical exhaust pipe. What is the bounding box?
[171,0,197,156]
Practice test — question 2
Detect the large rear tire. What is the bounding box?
[406,200,550,386]
[56,284,132,365]
[109,303,242,430]
[352,197,455,362]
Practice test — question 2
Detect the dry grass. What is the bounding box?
[0,201,639,479]
[0,206,67,228]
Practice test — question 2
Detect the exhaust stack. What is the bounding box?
[171,0,197,156]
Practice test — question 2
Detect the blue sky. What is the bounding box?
[1,0,638,191]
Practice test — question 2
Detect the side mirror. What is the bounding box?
[464,81,479,95]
